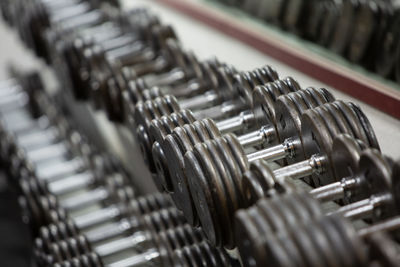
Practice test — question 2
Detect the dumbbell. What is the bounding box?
[30,166,135,223]
[237,208,400,267]
[246,146,398,223]
[91,38,208,122]
[347,0,392,66]
[156,86,332,224]
[22,0,111,61]
[59,10,160,101]
[135,66,280,173]
[38,207,188,264]
[184,100,378,248]
[124,61,237,130]
[36,193,174,248]
[53,227,236,267]
[235,156,399,266]
[327,0,357,54]
[374,9,400,78]
[18,0,92,51]
[242,134,367,204]
[19,151,131,200]
[61,12,165,98]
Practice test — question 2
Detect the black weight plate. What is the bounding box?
[273,79,291,96]
[303,217,339,267]
[236,72,256,106]
[314,104,343,143]
[292,193,323,222]
[274,92,302,145]
[201,118,222,139]
[325,104,355,140]
[235,208,270,267]
[190,121,214,145]
[291,217,329,267]
[357,150,392,217]
[348,102,380,151]
[251,82,281,129]
[331,134,364,183]
[284,76,302,93]
[185,144,227,246]
[300,109,335,186]
[257,197,287,235]
[297,88,319,110]
[204,139,237,248]
[375,10,400,77]
[149,115,175,148]
[167,126,200,214]
[333,101,369,148]
[329,0,360,54]
[306,87,331,106]
[214,137,244,209]
[255,65,280,83]
[318,1,340,46]
[317,215,349,267]
[282,0,308,33]
[274,224,309,267]
[330,214,368,266]
[161,131,190,193]
[242,160,277,205]
[223,133,250,173]
[348,0,380,63]
[307,1,328,42]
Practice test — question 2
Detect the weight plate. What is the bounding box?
[303,216,337,267]
[242,160,277,205]
[357,149,393,218]
[329,0,360,54]
[214,137,244,209]
[162,132,189,193]
[167,126,199,210]
[334,101,369,150]
[204,139,237,248]
[325,104,355,140]
[348,102,380,151]
[224,133,250,173]
[330,214,367,266]
[331,134,365,183]
[251,83,280,129]
[274,92,302,144]
[235,208,270,267]
[375,10,400,77]
[185,145,226,246]
[257,197,287,234]
[300,109,335,186]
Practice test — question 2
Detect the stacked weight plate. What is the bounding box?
[215,0,400,84]
[0,1,399,267]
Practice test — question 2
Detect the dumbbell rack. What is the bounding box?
[152,0,400,119]
[0,0,400,266]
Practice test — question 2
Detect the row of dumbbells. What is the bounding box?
[234,134,400,266]
[1,0,399,266]
[215,0,400,83]
[0,72,239,267]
